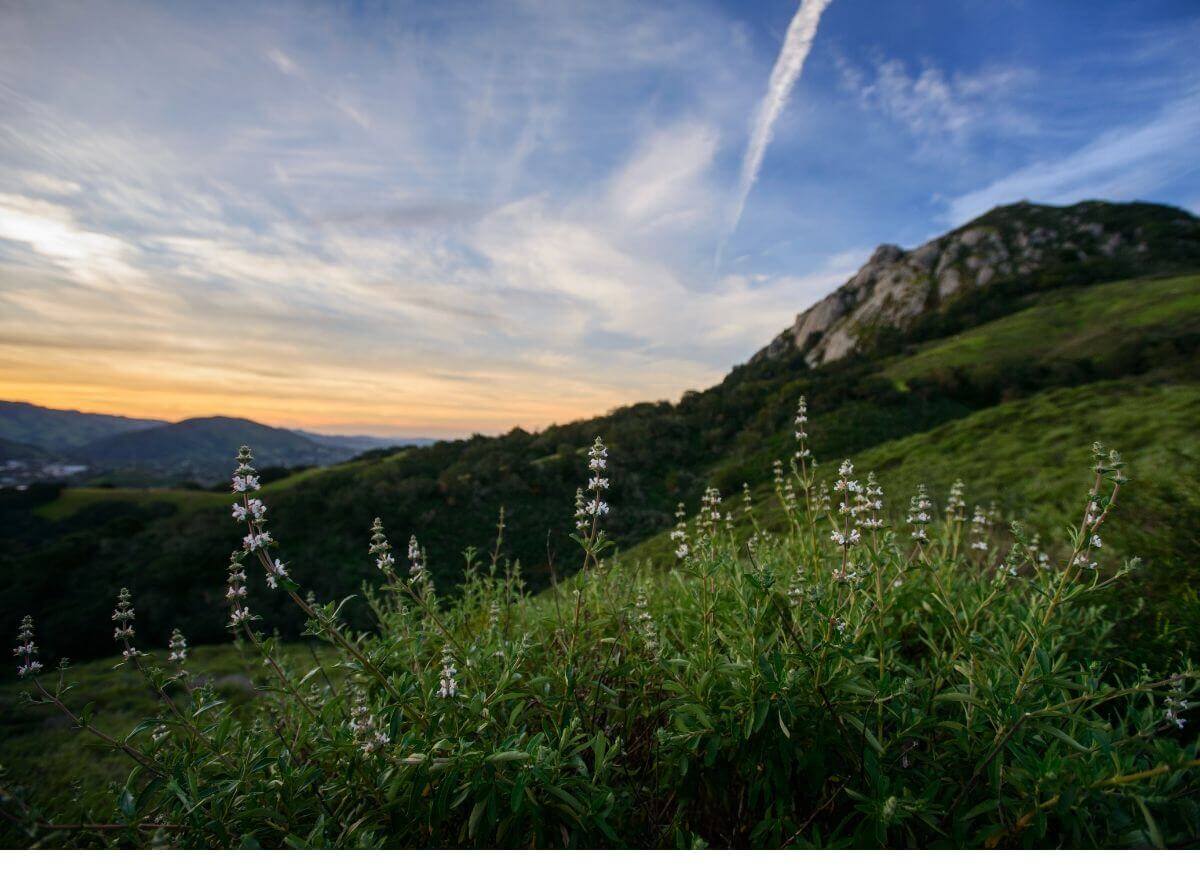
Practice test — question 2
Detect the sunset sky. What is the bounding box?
[2,0,1198,437]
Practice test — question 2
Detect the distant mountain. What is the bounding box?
[0,436,52,461]
[74,416,349,483]
[294,430,438,453]
[0,401,165,453]
[754,200,1200,366]
[0,405,434,486]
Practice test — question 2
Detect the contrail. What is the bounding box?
[727,0,834,240]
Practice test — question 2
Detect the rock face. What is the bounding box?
[752,200,1200,367]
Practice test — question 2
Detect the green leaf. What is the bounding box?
[1043,726,1091,753]
[486,750,531,764]
[467,799,487,840]
[1136,797,1164,849]
[119,788,136,820]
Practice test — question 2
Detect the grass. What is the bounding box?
[5,436,1197,847]
[628,376,1200,575]
[35,487,228,521]
[885,273,1200,382]
[35,449,414,521]
[0,642,329,817]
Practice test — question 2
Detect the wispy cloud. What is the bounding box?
[266,47,299,76]
[945,91,1200,224]
[0,193,142,286]
[728,0,834,236]
[837,56,1036,146]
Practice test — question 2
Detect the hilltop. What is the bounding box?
[754,200,1200,366]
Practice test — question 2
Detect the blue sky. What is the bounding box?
[0,0,1197,435]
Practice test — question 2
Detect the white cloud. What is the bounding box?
[606,121,719,231]
[266,48,299,76]
[0,193,142,285]
[16,171,82,197]
[839,56,1036,145]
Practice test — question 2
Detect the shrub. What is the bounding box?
[4,402,1197,848]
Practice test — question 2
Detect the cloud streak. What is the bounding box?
[945,91,1200,224]
[728,0,833,237]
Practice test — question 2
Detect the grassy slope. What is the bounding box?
[885,273,1200,383]
[35,448,412,520]
[36,487,228,521]
[0,643,328,816]
[628,376,1200,564]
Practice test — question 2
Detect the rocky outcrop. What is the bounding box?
[752,200,1200,367]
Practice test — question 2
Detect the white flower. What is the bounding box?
[587,437,608,471]
[407,535,428,581]
[112,589,136,642]
[1090,533,1102,549]
[907,485,933,542]
[585,499,609,517]
[231,474,261,493]
[438,645,459,699]
[243,531,272,551]
[17,660,43,678]
[350,701,391,755]
[670,503,690,560]
[231,503,248,522]
[1165,675,1189,729]
[945,479,966,521]
[14,616,41,678]
[1071,553,1098,571]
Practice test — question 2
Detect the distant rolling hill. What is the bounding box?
[0,436,52,461]
[72,416,350,483]
[294,430,437,453]
[0,401,165,453]
[0,404,418,487]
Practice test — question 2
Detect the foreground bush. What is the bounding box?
[5,401,1197,847]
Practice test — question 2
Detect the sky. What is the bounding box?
[1,0,1198,438]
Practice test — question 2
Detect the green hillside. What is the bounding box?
[3,202,1198,669]
[885,274,1200,383]
[0,643,331,817]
